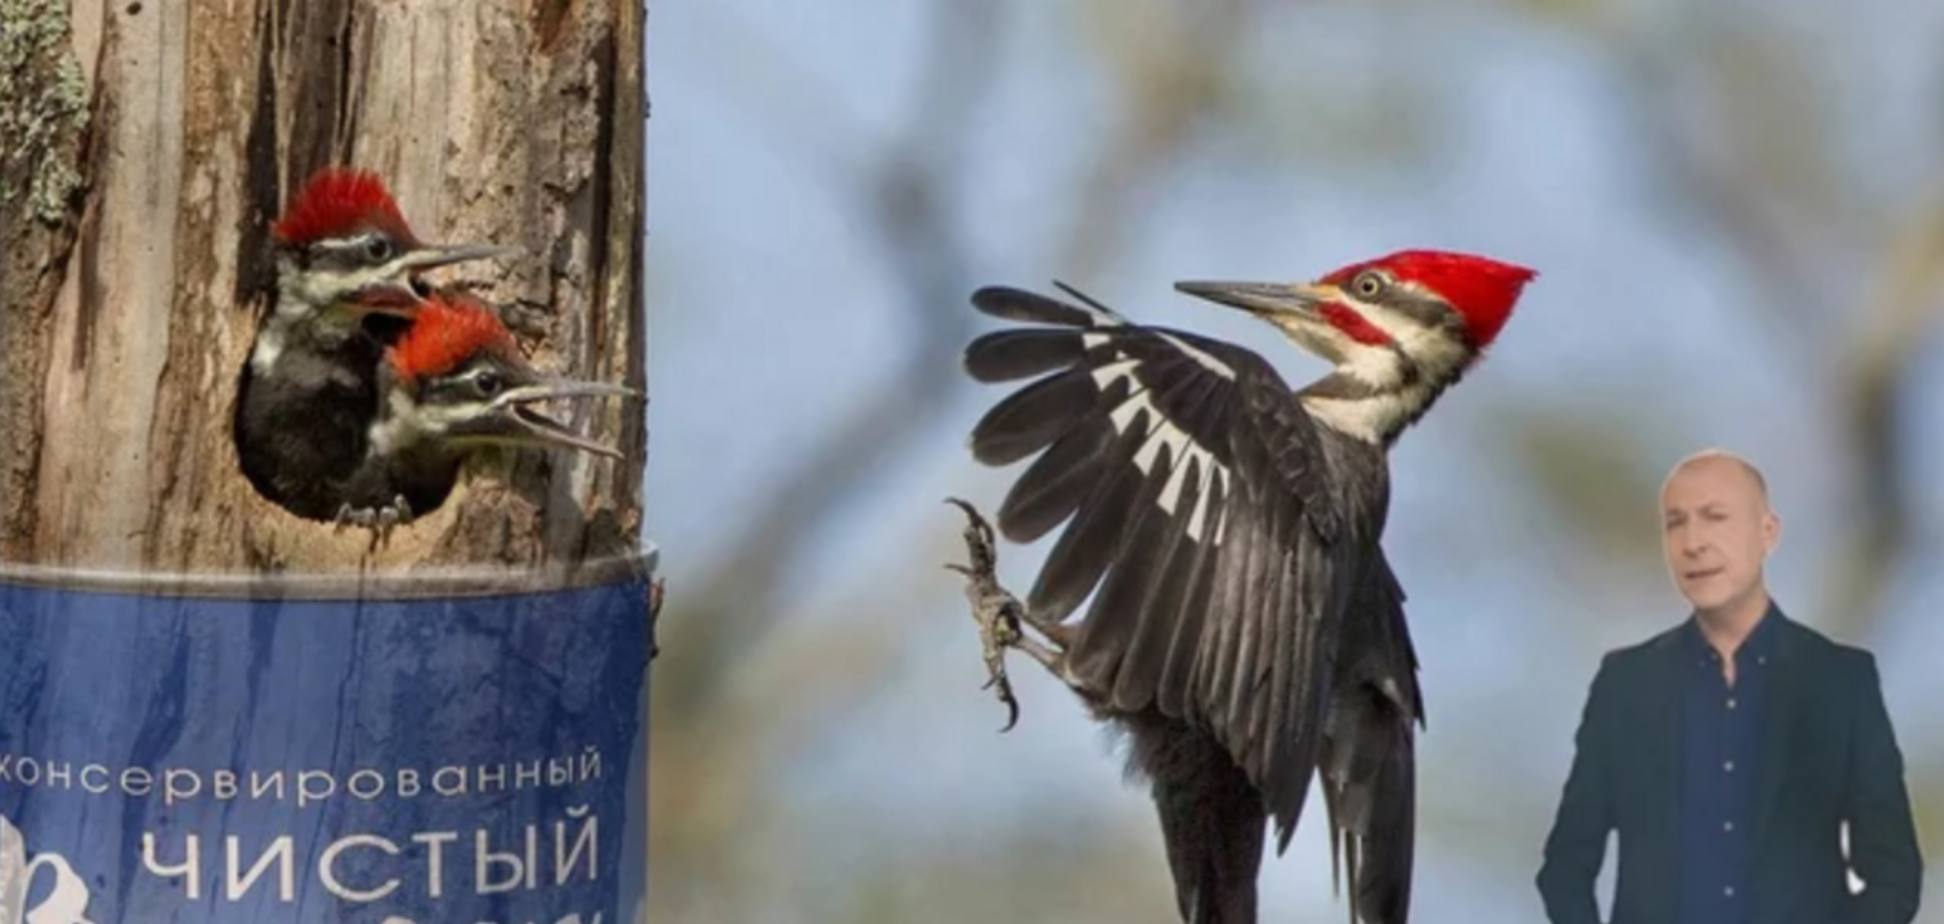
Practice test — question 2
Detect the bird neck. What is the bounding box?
[250,285,364,375]
[362,396,469,511]
[368,388,436,461]
[1295,367,1461,447]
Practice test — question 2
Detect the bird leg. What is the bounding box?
[333,495,414,553]
[944,497,1072,732]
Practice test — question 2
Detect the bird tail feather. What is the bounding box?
[1323,699,1417,924]
[1149,733,1267,924]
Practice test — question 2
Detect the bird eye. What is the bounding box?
[1353,272,1385,299]
[364,236,395,263]
[474,371,502,397]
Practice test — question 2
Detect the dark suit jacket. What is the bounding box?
[1536,607,1923,924]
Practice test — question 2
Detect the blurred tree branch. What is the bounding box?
[1619,22,1839,332]
[661,0,999,701]
[649,4,1004,919]
[1828,187,1944,642]
[1061,0,1254,278]
[1593,11,1942,645]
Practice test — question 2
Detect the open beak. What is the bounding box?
[1174,280,1339,321]
[481,379,640,459]
[351,243,525,320]
[349,285,429,321]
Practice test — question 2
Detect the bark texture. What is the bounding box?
[0,0,648,580]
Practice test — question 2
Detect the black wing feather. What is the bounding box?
[964,327,1088,383]
[997,417,1115,545]
[970,284,1119,327]
[962,284,1381,849]
[1074,340,1240,711]
[1151,491,1221,718]
[1095,456,1203,712]
[967,367,1101,467]
[1026,422,1153,624]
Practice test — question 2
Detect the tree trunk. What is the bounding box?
[0,0,648,582]
[1,5,653,923]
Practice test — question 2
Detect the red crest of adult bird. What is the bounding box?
[232,166,519,536]
[947,249,1537,924]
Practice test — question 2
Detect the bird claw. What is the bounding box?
[334,495,414,553]
[944,496,1029,733]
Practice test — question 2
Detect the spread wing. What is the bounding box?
[963,282,1367,847]
[1322,550,1424,924]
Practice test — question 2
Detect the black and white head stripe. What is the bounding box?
[961,282,1382,850]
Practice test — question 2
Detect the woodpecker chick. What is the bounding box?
[947,249,1536,924]
[233,167,517,528]
[336,290,634,547]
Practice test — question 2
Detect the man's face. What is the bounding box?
[1660,458,1779,616]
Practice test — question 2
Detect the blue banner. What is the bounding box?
[0,573,651,924]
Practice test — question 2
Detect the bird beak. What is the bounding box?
[1173,280,1339,321]
[349,243,525,320]
[484,379,640,459]
[348,285,429,321]
[396,242,525,274]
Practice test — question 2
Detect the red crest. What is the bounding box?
[1321,249,1537,348]
[272,167,420,248]
[389,291,519,383]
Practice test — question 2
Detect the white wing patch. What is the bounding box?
[1091,349,1233,544]
[1154,331,1237,380]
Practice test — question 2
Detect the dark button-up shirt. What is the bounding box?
[1676,610,1778,924]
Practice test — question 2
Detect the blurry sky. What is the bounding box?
[642,1,1944,922]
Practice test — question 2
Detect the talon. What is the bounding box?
[983,597,1026,732]
[333,496,415,553]
[945,496,1032,732]
[978,662,1022,733]
[333,503,365,534]
[996,681,1020,733]
[945,495,996,544]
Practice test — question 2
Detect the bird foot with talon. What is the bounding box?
[943,497,1071,732]
[334,495,414,553]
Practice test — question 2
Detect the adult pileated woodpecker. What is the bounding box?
[232,167,515,534]
[341,289,632,535]
[946,249,1536,924]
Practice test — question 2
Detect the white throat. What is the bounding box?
[1290,330,1471,445]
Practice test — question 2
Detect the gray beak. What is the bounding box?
[395,243,525,274]
[1174,280,1339,321]
[489,380,640,459]
[352,244,525,319]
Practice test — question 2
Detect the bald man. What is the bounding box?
[1535,449,1922,924]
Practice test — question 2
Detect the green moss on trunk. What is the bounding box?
[0,0,89,225]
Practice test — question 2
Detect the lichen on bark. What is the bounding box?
[0,0,90,224]
[0,0,88,560]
